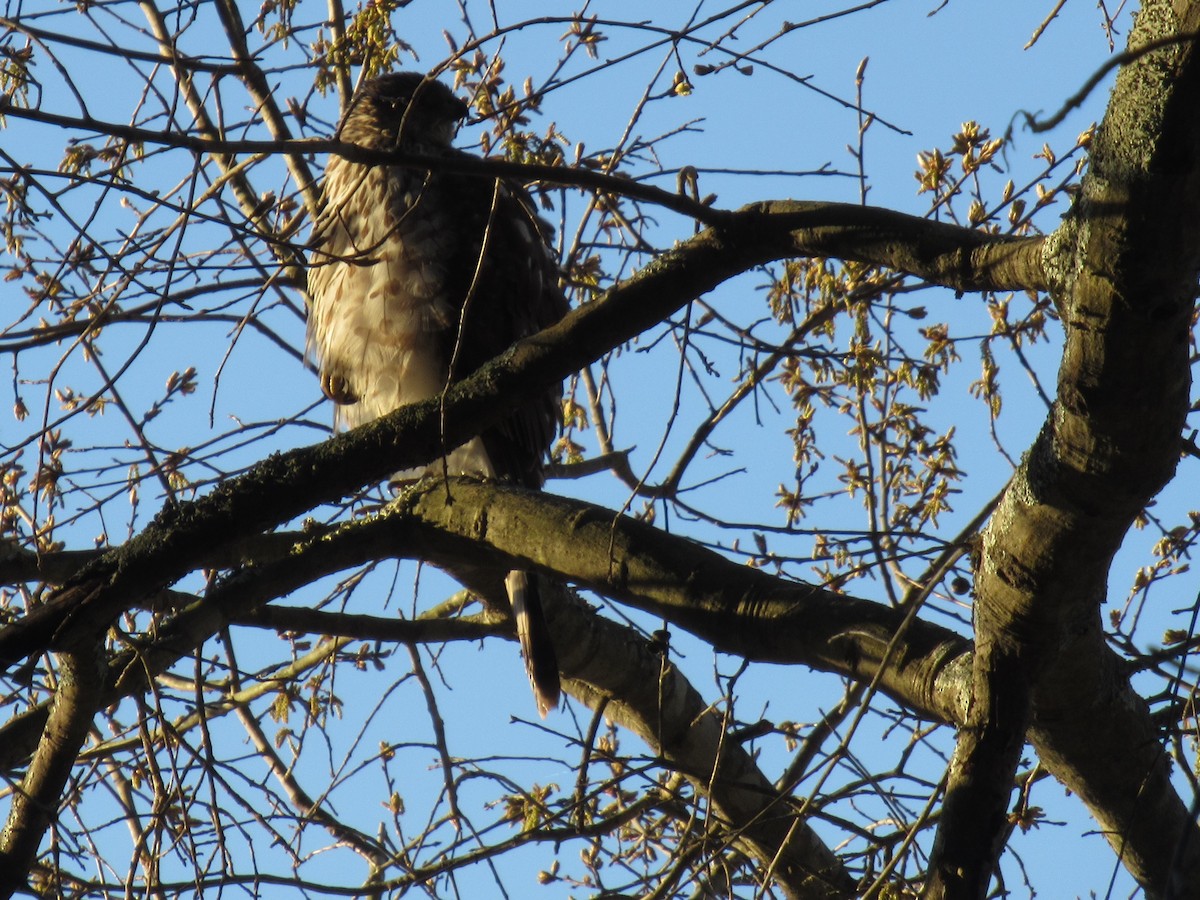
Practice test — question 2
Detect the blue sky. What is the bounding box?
[3,1,1189,896]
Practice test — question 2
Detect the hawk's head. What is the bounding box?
[341,72,469,150]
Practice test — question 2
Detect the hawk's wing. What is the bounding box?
[435,160,569,487]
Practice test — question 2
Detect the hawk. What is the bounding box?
[306,72,567,716]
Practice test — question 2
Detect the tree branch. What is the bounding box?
[926,2,1200,896]
[0,645,105,893]
[384,479,973,724]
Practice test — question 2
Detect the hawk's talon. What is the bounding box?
[320,371,359,405]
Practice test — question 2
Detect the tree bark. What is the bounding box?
[0,646,105,897]
[924,2,1200,896]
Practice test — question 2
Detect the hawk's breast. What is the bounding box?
[308,161,457,430]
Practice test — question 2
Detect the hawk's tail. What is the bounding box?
[505,570,561,717]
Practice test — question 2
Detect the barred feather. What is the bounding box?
[506,571,561,717]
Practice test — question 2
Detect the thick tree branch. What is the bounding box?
[737,200,1044,293]
[1024,3,1200,893]
[381,479,973,725]
[926,3,1200,897]
[0,645,104,894]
